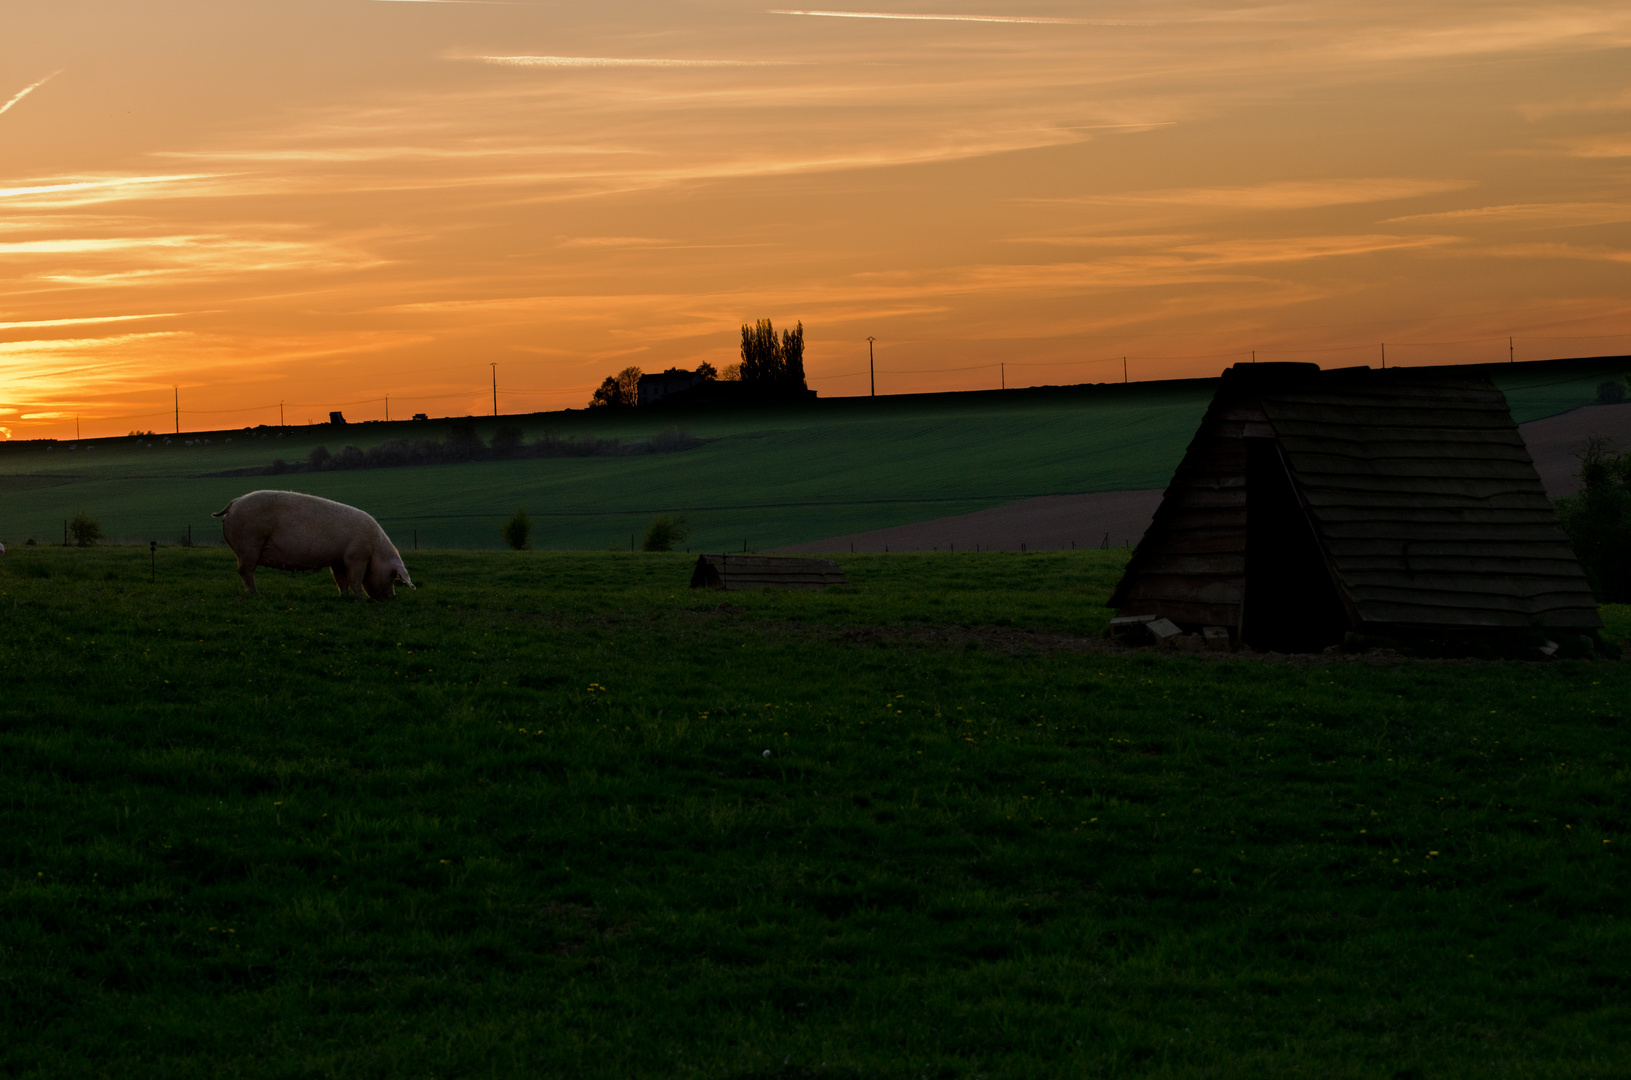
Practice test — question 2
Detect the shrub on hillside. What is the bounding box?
[1556,436,1631,602]
[501,508,533,551]
[1595,380,1628,405]
[642,514,690,552]
[68,512,102,548]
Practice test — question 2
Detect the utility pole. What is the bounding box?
[280,400,284,426]
[1251,350,1256,364]
[75,415,80,440]
[1000,363,1005,390]
[1510,336,1514,364]
[866,337,876,397]
[1123,356,1128,384]
[173,386,179,434]
[490,362,498,417]
[1381,342,1386,370]
[385,394,390,422]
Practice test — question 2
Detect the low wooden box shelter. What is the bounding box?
[1109,363,1601,651]
[690,554,848,591]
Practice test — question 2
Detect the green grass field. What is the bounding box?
[2,546,1627,1078]
[2,357,1624,551]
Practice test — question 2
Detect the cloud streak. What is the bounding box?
[473,56,791,68]
[767,9,1145,25]
[1056,178,1475,211]
[0,72,61,118]
[0,313,182,332]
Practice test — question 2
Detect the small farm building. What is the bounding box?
[1109,362,1601,651]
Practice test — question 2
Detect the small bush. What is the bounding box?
[501,508,533,551]
[642,514,690,552]
[1595,380,1628,405]
[1556,436,1631,601]
[68,512,102,548]
[308,445,331,470]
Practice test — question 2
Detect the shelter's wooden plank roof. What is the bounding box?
[1259,373,1600,629]
[1108,421,1249,627]
[1111,364,1602,636]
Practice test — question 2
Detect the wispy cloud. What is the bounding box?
[1476,242,1631,265]
[1056,178,1474,211]
[0,71,61,118]
[1385,202,1631,226]
[556,236,669,248]
[1553,133,1631,158]
[0,312,182,332]
[1520,88,1631,121]
[472,56,792,68]
[0,174,223,207]
[767,9,1146,25]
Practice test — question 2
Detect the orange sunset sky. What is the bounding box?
[4,1,1631,439]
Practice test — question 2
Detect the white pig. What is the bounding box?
[212,490,414,599]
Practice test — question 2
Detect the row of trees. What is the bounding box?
[587,319,807,408]
[738,319,806,389]
[260,424,698,474]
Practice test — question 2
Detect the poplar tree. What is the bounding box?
[737,319,807,391]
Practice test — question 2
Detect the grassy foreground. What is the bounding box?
[1,546,1628,1079]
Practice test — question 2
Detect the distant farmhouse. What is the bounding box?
[595,319,814,409]
[637,368,711,406]
[1110,362,1601,651]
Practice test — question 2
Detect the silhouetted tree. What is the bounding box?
[589,366,643,408]
[740,319,780,385]
[781,322,805,389]
[695,361,719,381]
[737,319,807,391]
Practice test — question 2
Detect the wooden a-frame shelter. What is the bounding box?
[1108,362,1601,651]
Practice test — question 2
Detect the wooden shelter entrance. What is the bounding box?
[1109,363,1601,650]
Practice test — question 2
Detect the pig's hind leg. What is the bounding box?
[230,539,263,596]
[332,553,371,598]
